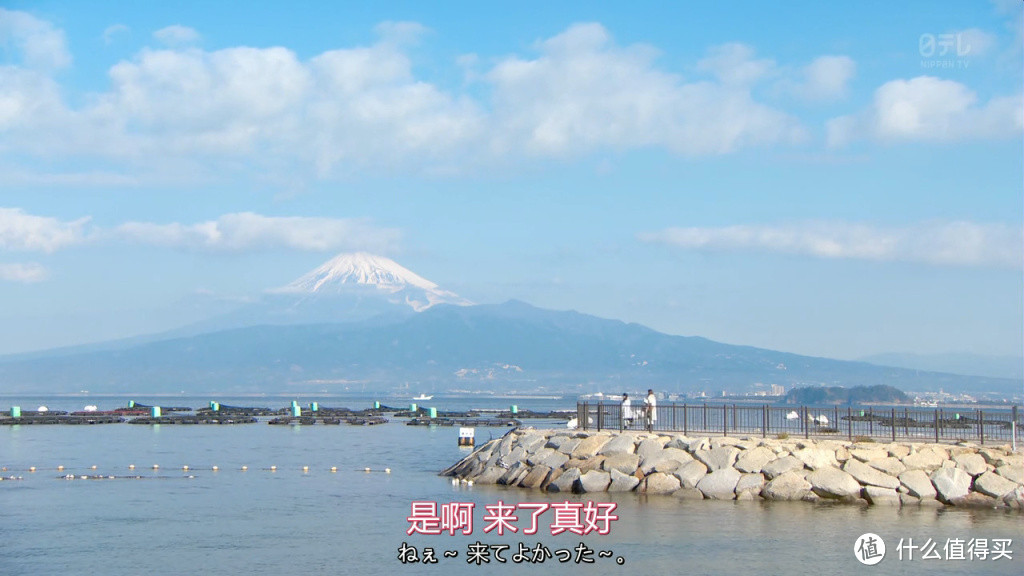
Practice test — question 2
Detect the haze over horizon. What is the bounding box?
[0,1,1021,366]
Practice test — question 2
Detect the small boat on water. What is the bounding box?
[412,394,433,401]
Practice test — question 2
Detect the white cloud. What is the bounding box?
[0,65,65,132]
[487,28,805,156]
[102,24,129,45]
[0,207,91,252]
[0,208,398,254]
[639,221,1023,268]
[955,28,996,57]
[696,43,776,86]
[0,18,813,178]
[0,9,71,69]
[788,55,856,101]
[827,76,1023,146]
[153,25,200,46]
[114,212,401,253]
[0,262,47,283]
[306,41,484,174]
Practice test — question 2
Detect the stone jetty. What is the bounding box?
[441,428,1024,509]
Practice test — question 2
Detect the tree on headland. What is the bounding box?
[784,385,908,405]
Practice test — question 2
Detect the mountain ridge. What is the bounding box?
[0,300,1017,397]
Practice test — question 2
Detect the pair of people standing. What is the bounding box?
[621,389,656,431]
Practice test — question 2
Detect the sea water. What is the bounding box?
[1,396,1021,575]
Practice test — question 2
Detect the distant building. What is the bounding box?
[771,384,785,396]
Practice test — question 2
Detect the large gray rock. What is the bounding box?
[576,470,611,493]
[930,467,971,503]
[952,452,988,476]
[793,448,839,470]
[665,436,696,451]
[850,448,889,462]
[950,492,999,508]
[571,435,611,459]
[1003,486,1024,509]
[453,459,483,479]
[762,471,813,501]
[978,447,1013,466]
[901,448,946,472]
[996,464,1023,484]
[898,469,937,500]
[806,466,862,500]
[762,456,805,479]
[899,493,943,507]
[974,471,1018,499]
[867,457,906,477]
[673,460,708,489]
[636,437,670,461]
[887,444,911,458]
[565,456,605,473]
[863,485,900,506]
[544,434,572,450]
[608,468,640,492]
[641,447,691,474]
[672,487,705,500]
[556,438,583,455]
[696,468,741,500]
[532,449,569,470]
[694,446,740,471]
[498,434,516,456]
[710,436,743,448]
[842,459,900,489]
[643,472,681,494]
[518,433,547,454]
[498,446,527,468]
[498,462,529,486]
[598,434,637,456]
[474,465,508,485]
[735,473,765,497]
[518,465,552,489]
[602,453,640,475]
[735,447,775,473]
[547,468,581,493]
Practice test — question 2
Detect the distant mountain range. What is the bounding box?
[0,253,1019,397]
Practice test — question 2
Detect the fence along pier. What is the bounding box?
[577,402,1020,446]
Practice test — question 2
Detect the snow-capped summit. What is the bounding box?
[274,252,471,311]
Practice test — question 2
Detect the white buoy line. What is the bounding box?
[0,464,397,478]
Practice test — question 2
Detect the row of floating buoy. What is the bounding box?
[3,465,392,474]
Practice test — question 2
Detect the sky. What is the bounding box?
[0,1,1021,361]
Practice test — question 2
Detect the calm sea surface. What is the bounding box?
[1,395,1021,575]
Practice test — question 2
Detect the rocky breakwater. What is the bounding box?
[441,429,1024,509]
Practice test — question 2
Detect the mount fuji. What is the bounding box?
[183,252,472,332]
[271,252,471,312]
[0,253,1018,396]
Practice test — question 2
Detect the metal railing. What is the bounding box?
[576,402,1021,446]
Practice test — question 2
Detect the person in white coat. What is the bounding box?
[621,393,633,428]
[644,389,657,431]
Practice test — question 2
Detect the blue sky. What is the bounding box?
[0,1,1021,360]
